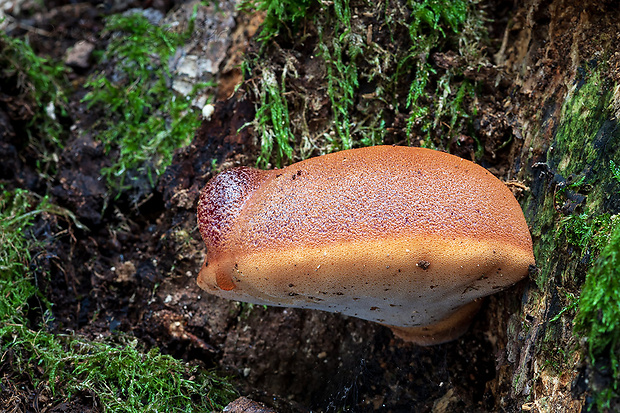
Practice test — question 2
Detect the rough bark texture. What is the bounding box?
[162,0,620,411]
[493,0,620,411]
[3,0,619,411]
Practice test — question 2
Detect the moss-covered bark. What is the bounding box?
[496,1,620,410]
[161,0,620,411]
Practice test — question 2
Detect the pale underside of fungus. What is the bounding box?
[197,146,535,345]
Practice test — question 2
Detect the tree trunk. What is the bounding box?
[161,0,620,411]
[493,0,620,411]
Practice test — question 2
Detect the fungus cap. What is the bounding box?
[197,146,535,345]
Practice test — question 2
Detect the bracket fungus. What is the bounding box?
[197,146,535,345]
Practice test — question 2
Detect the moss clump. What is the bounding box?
[574,216,620,410]
[83,13,211,193]
[250,68,295,168]
[0,32,69,175]
[315,0,362,151]
[241,0,316,43]
[0,189,45,323]
[554,67,616,180]
[527,63,620,409]
[524,64,620,288]
[245,0,488,167]
[514,62,620,409]
[0,189,237,412]
[558,212,614,259]
[401,0,471,142]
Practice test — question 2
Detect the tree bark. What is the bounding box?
[495,0,620,411]
[162,0,620,411]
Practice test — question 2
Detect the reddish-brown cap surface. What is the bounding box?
[197,146,535,345]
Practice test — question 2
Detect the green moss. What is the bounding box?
[402,0,469,143]
[558,212,614,258]
[241,0,315,43]
[323,0,477,150]
[0,189,237,411]
[0,33,69,175]
[529,180,614,290]
[611,159,620,184]
[523,63,620,409]
[245,0,488,166]
[549,291,578,324]
[574,216,620,410]
[527,190,558,288]
[316,0,361,151]
[553,67,617,180]
[83,13,212,193]
[525,65,620,288]
[0,189,44,322]
[251,68,295,168]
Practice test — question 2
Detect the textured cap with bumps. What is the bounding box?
[197,146,535,345]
